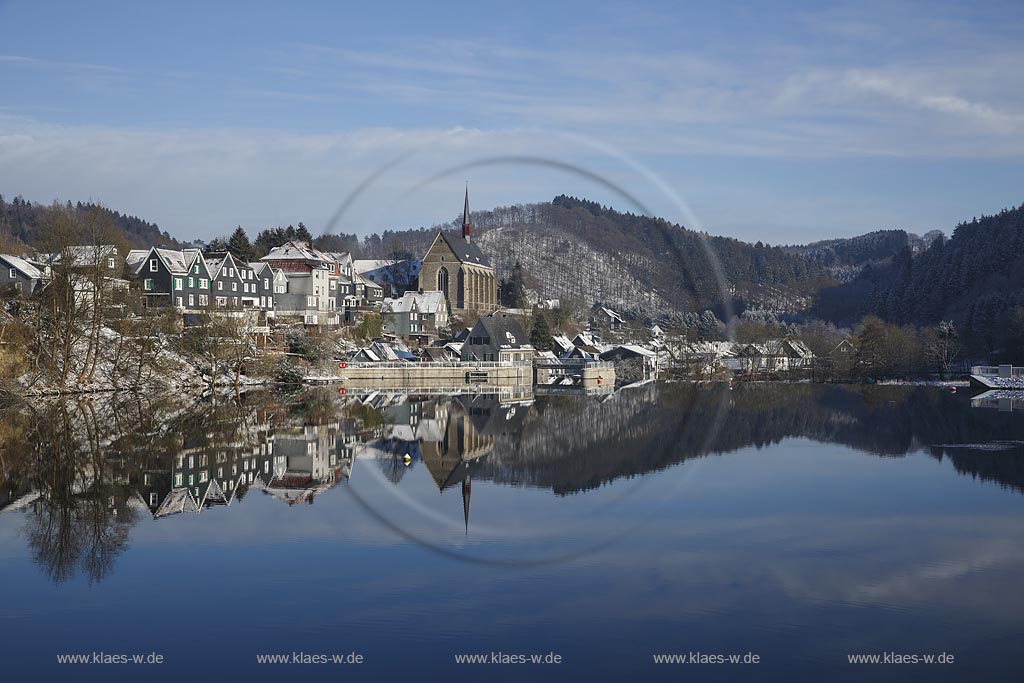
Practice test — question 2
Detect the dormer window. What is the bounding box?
[149,259,158,272]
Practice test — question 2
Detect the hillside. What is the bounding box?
[367,196,834,321]
[813,202,1024,356]
[0,195,179,254]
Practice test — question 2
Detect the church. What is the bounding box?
[418,188,498,320]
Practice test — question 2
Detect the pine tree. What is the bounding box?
[530,310,554,351]
[295,222,313,243]
[227,226,253,261]
[501,261,527,308]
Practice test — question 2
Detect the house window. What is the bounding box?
[199,470,208,483]
[307,296,316,307]
[200,279,209,289]
[216,296,226,307]
[199,295,208,306]
[174,278,183,290]
[264,279,269,289]
[149,259,158,272]
[176,296,183,307]
[107,257,115,269]
[187,277,194,287]
[8,268,14,278]
[217,281,223,290]
[143,279,153,291]
[149,492,158,507]
[188,294,195,306]
[193,264,200,274]
[232,297,238,306]
[174,473,183,487]
[232,282,237,291]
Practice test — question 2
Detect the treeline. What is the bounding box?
[0,195,178,253]
[202,222,436,262]
[814,202,1024,360]
[785,229,910,268]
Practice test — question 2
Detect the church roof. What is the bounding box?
[438,231,491,268]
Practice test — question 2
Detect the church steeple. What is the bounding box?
[462,476,471,534]
[462,184,472,243]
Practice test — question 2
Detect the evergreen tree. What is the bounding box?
[500,261,527,308]
[227,225,253,261]
[530,310,554,351]
[295,222,313,243]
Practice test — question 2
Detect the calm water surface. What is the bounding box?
[1,383,1023,681]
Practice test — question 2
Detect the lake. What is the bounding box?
[1,383,1023,681]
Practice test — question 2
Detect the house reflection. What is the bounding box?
[5,383,1024,585]
[354,393,533,531]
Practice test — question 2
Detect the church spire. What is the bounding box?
[462,184,472,242]
[462,476,471,534]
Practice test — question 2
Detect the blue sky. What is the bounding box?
[1,0,1023,243]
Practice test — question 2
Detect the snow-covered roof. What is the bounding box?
[597,306,625,323]
[0,254,44,280]
[383,290,446,314]
[356,273,382,289]
[353,258,422,275]
[37,244,117,268]
[552,335,574,352]
[572,332,595,347]
[261,241,333,264]
[125,249,149,269]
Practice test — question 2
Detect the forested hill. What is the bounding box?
[434,195,833,319]
[783,230,912,282]
[0,195,180,253]
[813,202,1024,354]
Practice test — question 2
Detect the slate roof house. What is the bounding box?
[381,290,448,344]
[418,189,498,320]
[0,254,46,295]
[354,258,422,298]
[37,244,121,276]
[260,241,339,325]
[128,246,274,314]
[460,312,534,363]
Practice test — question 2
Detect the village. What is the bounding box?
[0,190,856,396]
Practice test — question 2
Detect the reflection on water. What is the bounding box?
[2,383,1024,681]
[3,383,1024,584]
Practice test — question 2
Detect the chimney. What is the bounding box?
[462,185,472,242]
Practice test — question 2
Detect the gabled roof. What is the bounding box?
[383,290,446,314]
[261,240,333,265]
[131,247,193,276]
[251,261,272,276]
[153,487,199,518]
[353,259,422,276]
[572,332,596,347]
[356,273,382,290]
[0,254,44,280]
[472,313,529,349]
[600,344,657,360]
[37,244,118,268]
[551,335,574,353]
[324,251,353,266]
[436,231,491,268]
